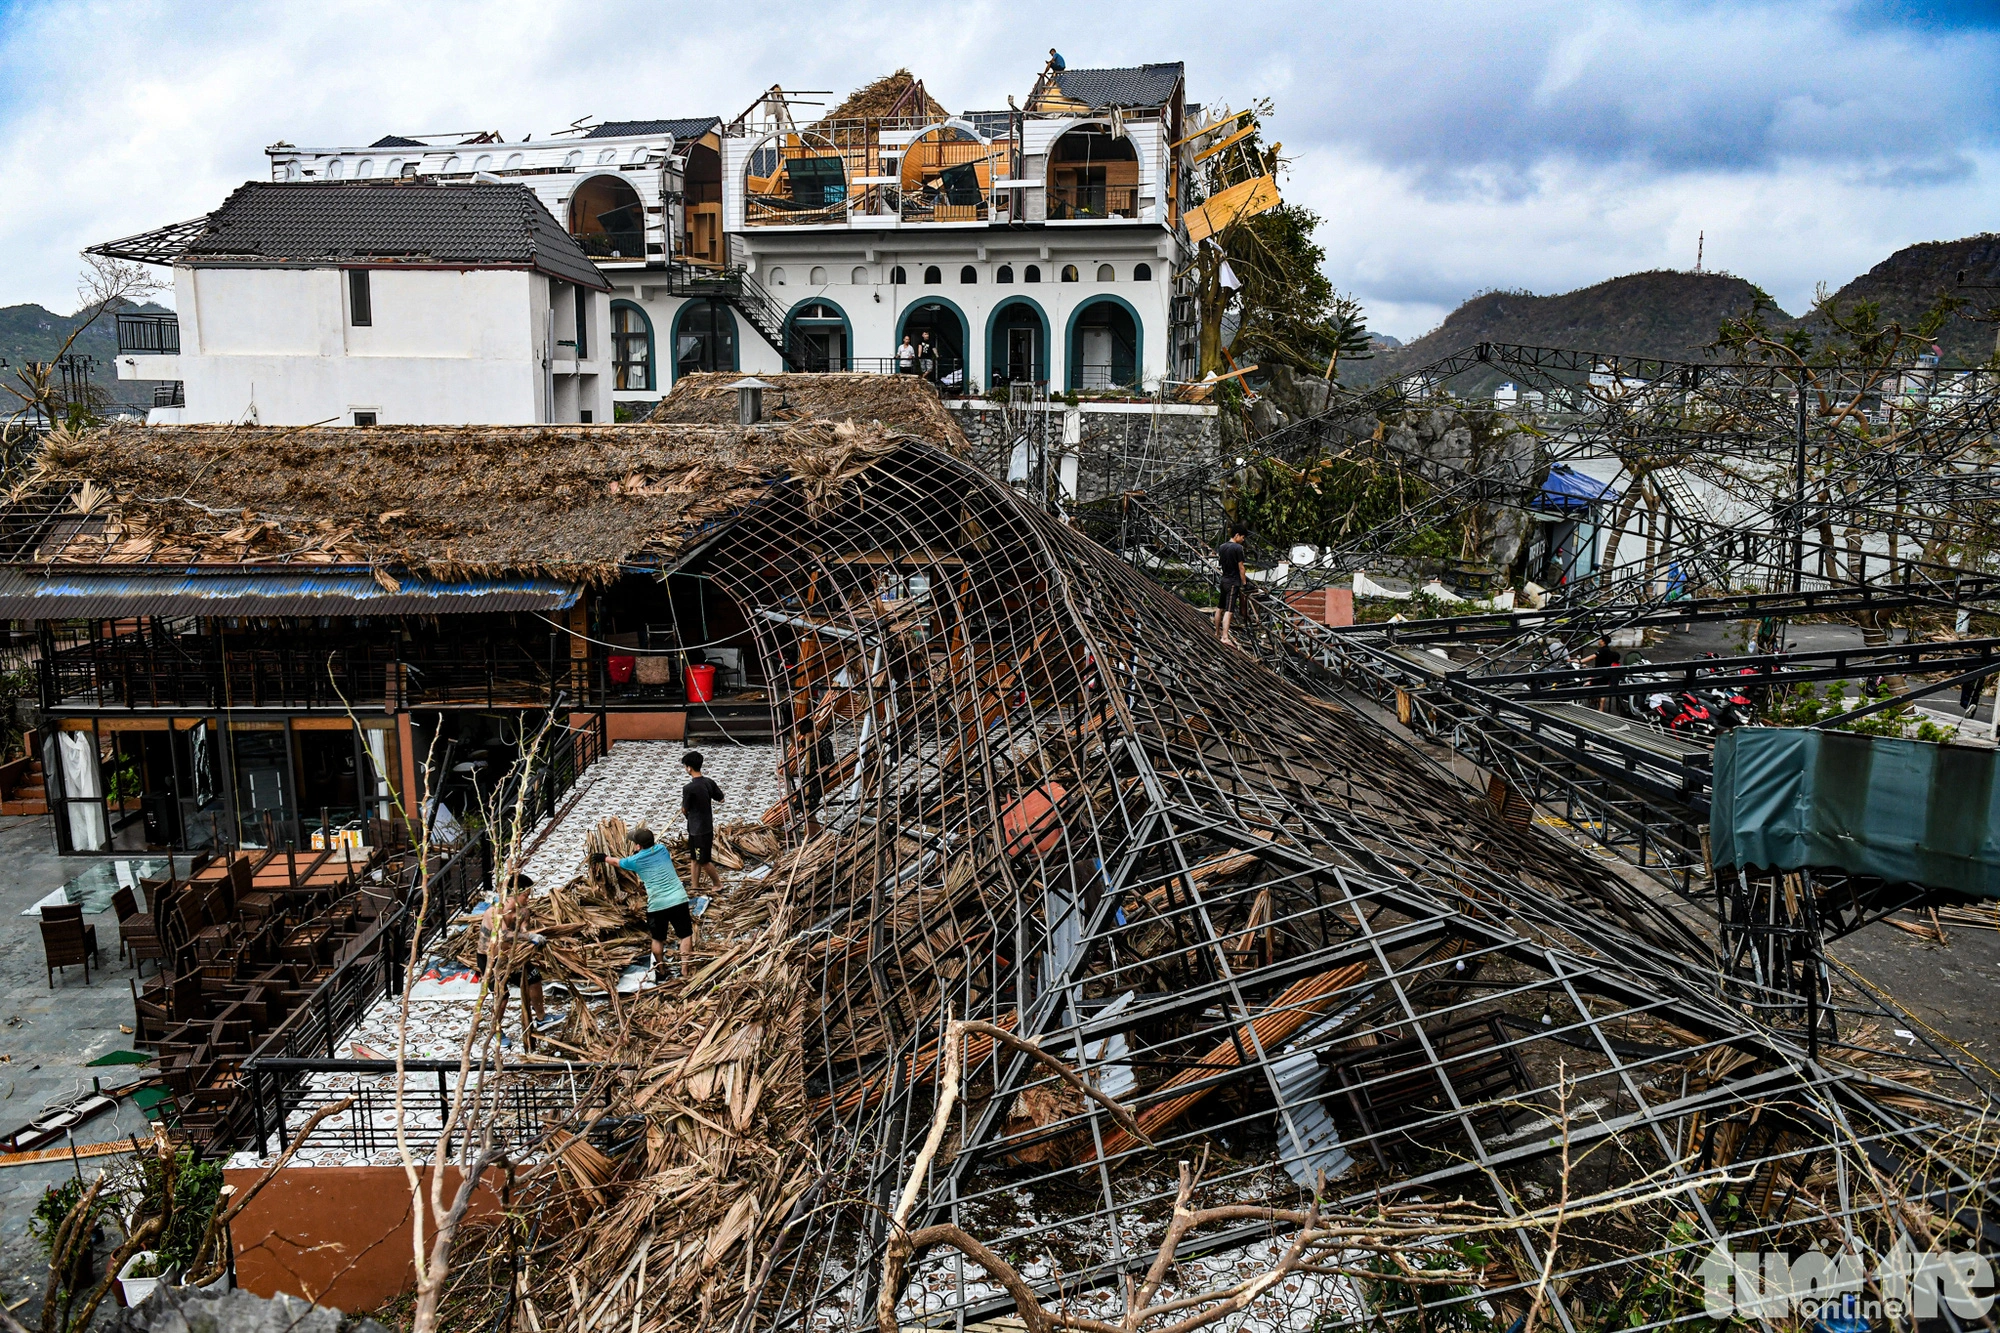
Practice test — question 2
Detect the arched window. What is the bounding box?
[851,266,869,284]
[809,265,827,285]
[923,265,942,285]
[1096,264,1116,282]
[326,159,344,180]
[597,148,617,165]
[504,153,524,170]
[1134,262,1152,281]
[769,268,787,286]
[890,265,907,284]
[996,264,1015,284]
[1061,264,1080,282]
[1024,265,1041,283]
[673,301,738,380]
[442,156,462,174]
[568,174,645,258]
[629,147,648,164]
[473,154,494,171]
[610,301,654,391]
[386,158,404,177]
[960,265,978,284]
[563,150,582,168]
[357,159,376,178]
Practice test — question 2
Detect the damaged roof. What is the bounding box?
[91,181,610,290]
[1,420,908,582]
[648,371,970,450]
[584,117,721,141]
[1051,61,1184,108]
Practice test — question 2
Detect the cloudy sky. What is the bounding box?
[2,0,1996,338]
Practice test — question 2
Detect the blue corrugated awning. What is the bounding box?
[1535,464,1620,512]
[0,567,579,619]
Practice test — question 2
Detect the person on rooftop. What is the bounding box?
[592,827,692,982]
[1218,526,1249,647]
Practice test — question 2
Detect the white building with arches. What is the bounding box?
[125,62,1203,422]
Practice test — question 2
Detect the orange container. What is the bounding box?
[686,664,717,703]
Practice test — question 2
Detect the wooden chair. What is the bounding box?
[130,977,169,1047]
[112,886,162,970]
[39,905,99,987]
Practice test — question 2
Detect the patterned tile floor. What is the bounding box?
[520,741,786,886]
[231,741,788,1168]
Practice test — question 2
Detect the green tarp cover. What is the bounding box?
[1710,727,2000,897]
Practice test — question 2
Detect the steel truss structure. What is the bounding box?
[644,436,2000,1331]
[1083,343,2000,912]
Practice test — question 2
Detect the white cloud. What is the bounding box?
[1,0,1995,344]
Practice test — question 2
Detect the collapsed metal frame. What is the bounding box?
[632,436,1999,1331]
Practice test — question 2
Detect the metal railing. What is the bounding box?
[229,835,490,1152]
[1047,185,1139,220]
[116,312,180,354]
[153,382,184,408]
[232,1058,626,1159]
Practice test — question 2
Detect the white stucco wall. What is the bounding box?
[119,266,611,425]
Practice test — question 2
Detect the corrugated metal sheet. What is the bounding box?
[0,568,579,620]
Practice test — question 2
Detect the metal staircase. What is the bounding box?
[666,264,807,370]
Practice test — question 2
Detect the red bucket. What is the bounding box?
[686,663,717,703]
[606,655,636,684]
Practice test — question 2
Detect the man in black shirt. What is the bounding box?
[1590,635,1621,712]
[1218,527,1249,646]
[681,750,726,894]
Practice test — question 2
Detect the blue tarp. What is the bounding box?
[1710,728,2000,897]
[1535,465,1619,513]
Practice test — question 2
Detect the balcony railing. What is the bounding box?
[1047,185,1139,220]
[116,312,180,354]
[153,382,184,408]
[786,354,973,393]
[42,631,725,713]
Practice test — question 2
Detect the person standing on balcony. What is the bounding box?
[898,334,916,374]
[917,331,938,383]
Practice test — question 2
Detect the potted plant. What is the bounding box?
[117,1251,166,1306]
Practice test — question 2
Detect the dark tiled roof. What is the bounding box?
[584,117,721,141]
[370,135,427,148]
[1052,62,1184,108]
[181,181,609,290]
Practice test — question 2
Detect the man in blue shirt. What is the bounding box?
[592,827,692,981]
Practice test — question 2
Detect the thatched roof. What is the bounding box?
[813,70,948,127]
[648,373,970,451]
[11,420,902,581]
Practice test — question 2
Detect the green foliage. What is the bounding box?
[109,756,141,801]
[157,1153,223,1275]
[31,1177,101,1257]
[1914,716,1961,745]
[1349,1236,1497,1333]
[1231,451,1451,558]
[1223,203,1372,378]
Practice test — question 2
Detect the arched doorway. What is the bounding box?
[567,174,646,258]
[672,301,738,381]
[897,297,969,391]
[986,298,1048,387]
[1066,297,1141,391]
[1046,125,1140,220]
[786,299,851,372]
[610,300,655,391]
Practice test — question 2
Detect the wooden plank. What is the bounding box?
[0,1139,135,1170]
[1091,961,1369,1159]
[1193,122,1258,164]
[1185,175,1282,244]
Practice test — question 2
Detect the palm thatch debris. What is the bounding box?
[648,372,970,454]
[7,418,903,581]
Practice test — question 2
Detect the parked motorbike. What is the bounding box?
[1644,689,1719,737]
